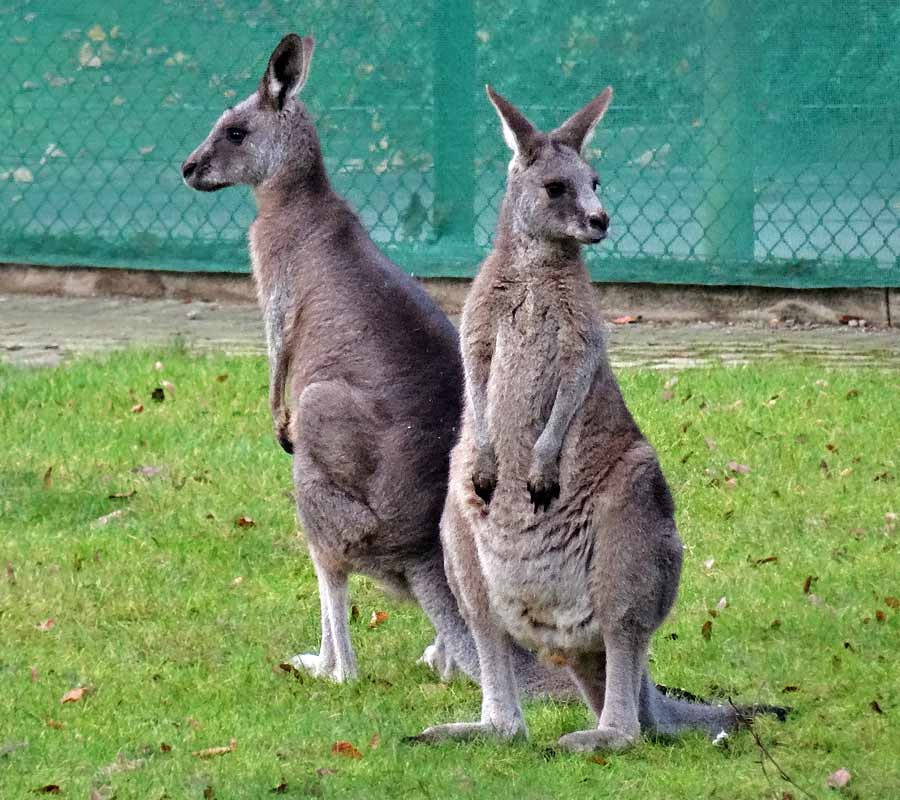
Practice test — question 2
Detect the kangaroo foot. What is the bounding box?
[407,719,525,744]
[557,725,638,753]
[289,652,356,683]
[417,639,460,682]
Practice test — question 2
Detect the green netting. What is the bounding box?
[3,1,899,287]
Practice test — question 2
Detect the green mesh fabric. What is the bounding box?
[3,1,898,287]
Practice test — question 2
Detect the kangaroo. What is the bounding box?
[414,86,785,750]
[180,34,569,694]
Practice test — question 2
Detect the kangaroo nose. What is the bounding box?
[589,211,610,233]
[181,160,197,180]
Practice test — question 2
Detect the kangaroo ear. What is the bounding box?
[551,86,613,153]
[260,33,315,111]
[485,85,538,160]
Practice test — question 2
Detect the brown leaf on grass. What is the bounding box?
[701,620,712,640]
[885,596,900,610]
[131,403,144,414]
[316,768,338,777]
[36,618,55,632]
[870,700,883,714]
[368,733,380,750]
[753,555,779,566]
[30,666,39,683]
[160,742,173,752]
[5,561,14,584]
[108,489,136,500]
[782,685,800,693]
[46,719,64,730]
[826,768,851,788]
[331,741,363,759]
[350,604,360,622]
[611,315,640,325]
[42,466,53,490]
[802,575,817,594]
[271,782,289,794]
[192,738,236,758]
[34,785,61,794]
[845,389,859,399]
[216,373,229,382]
[875,610,886,623]
[203,788,215,800]
[61,686,91,704]
[589,754,609,765]
[277,662,304,681]
[704,437,717,451]
[727,461,751,474]
[771,619,782,628]
[368,610,389,629]
[235,515,255,528]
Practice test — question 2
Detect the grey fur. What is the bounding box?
[415,86,783,750]
[181,35,570,694]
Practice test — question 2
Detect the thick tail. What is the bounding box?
[639,671,788,737]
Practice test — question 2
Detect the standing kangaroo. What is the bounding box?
[415,86,784,750]
[181,35,567,693]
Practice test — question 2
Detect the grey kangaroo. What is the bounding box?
[181,34,567,693]
[415,86,784,750]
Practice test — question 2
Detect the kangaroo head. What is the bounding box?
[182,34,319,192]
[487,85,613,245]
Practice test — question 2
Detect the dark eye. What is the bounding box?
[544,181,565,199]
[225,127,247,144]
[592,178,599,192]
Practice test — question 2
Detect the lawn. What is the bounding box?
[1,350,897,799]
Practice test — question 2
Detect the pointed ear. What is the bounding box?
[551,86,613,153]
[259,34,315,111]
[485,85,538,160]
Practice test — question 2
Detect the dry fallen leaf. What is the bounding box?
[160,742,173,752]
[316,768,338,777]
[216,373,229,382]
[885,596,900,610]
[30,666,39,683]
[235,515,255,528]
[35,785,61,794]
[611,315,640,325]
[46,719,64,730]
[61,686,90,704]
[131,403,144,414]
[875,610,886,623]
[589,754,609,765]
[271,782,289,794]
[802,575,816,594]
[701,620,712,640]
[42,466,53,490]
[192,738,236,758]
[754,555,779,566]
[331,740,363,759]
[826,768,851,789]
[368,733,380,750]
[368,610,389,629]
[727,461,751,474]
[5,562,14,584]
[36,618,55,632]
[108,489,136,500]
[870,700,883,714]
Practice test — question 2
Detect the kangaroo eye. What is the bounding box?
[544,181,565,199]
[592,178,599,192]
[225,127,247,145]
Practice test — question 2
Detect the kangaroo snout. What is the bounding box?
[181,159,198,180]
[588,211,609,233]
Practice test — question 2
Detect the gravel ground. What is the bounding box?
[2,293,898,370]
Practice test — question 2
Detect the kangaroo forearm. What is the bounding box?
[535,347,599,461]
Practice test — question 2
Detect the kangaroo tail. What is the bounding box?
[640,671,788,737]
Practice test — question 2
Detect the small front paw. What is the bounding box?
[471,447,498,506]
[275,409,293,455]
[527,458,560,512]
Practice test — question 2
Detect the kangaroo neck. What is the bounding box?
[493,224,586,284]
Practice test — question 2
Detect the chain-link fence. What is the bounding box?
[3,1,899,287]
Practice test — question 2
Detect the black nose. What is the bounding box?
[589,211,610,232]
[181,160,197,180]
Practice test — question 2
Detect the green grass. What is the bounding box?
[1,350,898,799]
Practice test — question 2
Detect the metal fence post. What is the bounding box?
[701,0,756,265]
[432,0,476,249]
